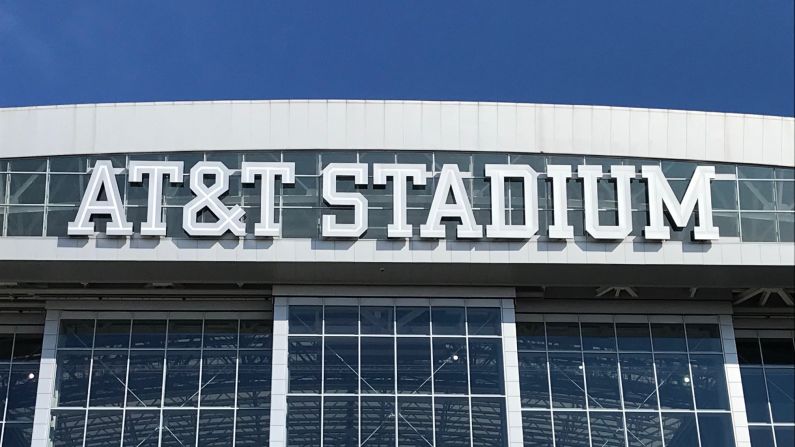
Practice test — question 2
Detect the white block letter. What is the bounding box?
[373,163,428,238]
[547,165,574,239]
[579,165,634,240]
[485,164,539,238]
[321,163,369,238]
[241,162,295,237]
[128,161,184,237]
[642,165,719,240]
[68,160,132,236]
[183,162,246,237]
[420,164,482,238]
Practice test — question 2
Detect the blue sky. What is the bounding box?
[1,1,793,116]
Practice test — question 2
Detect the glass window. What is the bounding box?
[84,410,122,447]
[741,367,771,423]
[776,427,795,447]
[434,397,471,447]
[286,397,321,446]
[767,368,795,422]
[360,338,394,394]
[711,180,739,210]
[584,353,621,409]
[288,337,321,394]
[360,397,395,446]
[761,338,795,365]
[686,323,722,352]
[471,398,506,447]
[698,413,736,447]
[433,338,468,394]
[655,354,694,409]
[740,181,776,210]
[469,338,504,394]
[776,181,794,210]
[553,411,589,447]
[625,412,663,447]
[396,307,430,335]
[360,306,393,335]
[323,337,358,394]
[431,307,466,335]
[5,206,43,236]
[616,323,652,351]
[620,353,658,410]
[749,426,775,447]
[581,323,616,351]
[323,397,358,447]
[690,354,730,410]
[289,306,322,335]
[661,412,699,447]
[742,212,778,242]
[8,175,45,204]
[123,411,160,447]
[549,353,585,408]
[547,322,581,351]
[589,411,625,447]
[397,397,433,446]
[651,323,687,352]
[467,307,501,336]
[324,306,358,334]
[48,174,89,205]
[517,322,547,351]
[522,411,553,447]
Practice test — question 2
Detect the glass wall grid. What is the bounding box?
[0,330,42,447]
[0,152,792,242]
[736,332,795,447]
[516,315,736,447]
[285,301,508,447]
[50,316,272,447]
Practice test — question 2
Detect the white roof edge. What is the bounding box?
[1,99,793,167]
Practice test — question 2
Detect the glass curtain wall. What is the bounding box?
[285,302,507,447]
[0,331,42,447]
[737,334,795,447]
[516,316,735,447]
[49,317,272,447]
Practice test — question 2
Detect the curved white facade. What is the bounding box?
[1,100,793,166]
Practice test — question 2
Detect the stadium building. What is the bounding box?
[0,100,792,447]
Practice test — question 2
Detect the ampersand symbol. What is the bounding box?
[182,162,246,236]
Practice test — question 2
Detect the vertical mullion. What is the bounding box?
[0,335,16,445]
[320,304,325,447]
[649,321,666,447]
[194,319,206,447]
[580,320,593,447]
[118,320,133,446]
[429,306,437,447]
[81,319,97,447]
[231,320,241,447]
[545,321,556,447]
[684,322,703,447]
[464,307,474,447]
[42,158,50,236]
[393,305,399,447]
[157,319,170,447]
[613,320,630,447]
[357,304,362,447]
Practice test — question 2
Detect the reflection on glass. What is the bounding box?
[288,337,321,394]
[287,397,321,447]
[124,411,160,447]
[620,353,657,409]
[655,354,694,410]
[84,410,122,447]
[616,323,652,352]
[584,353,621,409]
[433,338,468,395]
[167,320,202,349]
[469,339,504,394]
[471,398,506,447]
[360,397,395,447]
[161,410,197,447]
[467,307,502,336]
[360,306,394,335]
[50,410,86,447]
[435,397,470,447]
[235,409,269,447]
[690,354,730,410]
[581,323,616,351]
[88,351,128,407]
[360,338,394,394]
[289,306,322,335]
[397,338,432,394]
[198,410,234,447]
[686,324,722,352]
[626,412,663,447]
[324,306,359,335]
[163,350,201,407]
[127,351,164,407]
[549,353,585,408]
[661,412,699,447]
[522,411,553,447]
[201,351,237,407]
[398,397,433,446]
[698,413,736,447]
[547,322,581,351]
[766,368,795,422]
[589,411,625,447]
[324,337,358,394]
[517,322,546,351]
[431,307,466,336]
[324,397,358,447]
[519,352,550,408]
[651,323,687,352]
[553,411,589,447]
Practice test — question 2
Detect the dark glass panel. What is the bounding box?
[84,410,122,447]
[5,364,38,421]
[690,354,730,410]
[202,320,237,349]
[360,306,394,335]
[625,412,663,447]
[235,409,269,447]
[88,350,128,407]
[55,351,91,407]
[5,206,43,236]
[161,410,197,447]
[655,354,694,410]
[197,410,233,447]
[547,322,581,351]
[749,426,775,447]
[651,323,687,352]
[620,353,658,410]
[761,338,795,365]
[286,397,321,447]
[469,338,504,394]
[741,367,770,423]
[741,213,778,242]
[323,397,358,447]
[434,397,470,447]
[11,334,42,362]
[517,322,547,351]
[163,350,200,407]
[288,337,321,394]
[2,422,33,447]
[431,307,466,336]
[616,323,652,352]
[714,211,740,237]
[589,411,625,447]
[767,367,795,422]
[282,177,320,206]
[698,413,736,447]
[130,320,167,349]
[94,320,131,349]
[239,320,272,349]
[59,320,94,349]
[0,369,7,415]
[0,335,12,361]
[775,427,795,447]
[711,180,739,210]
[397,397,433,446]
[686,323,722,352]
[471,398,507,447]
[50,410,86,447]
[584,353,621,409]
[49,156,86,173]
[581,323,616,351]
[8,174,45,204]
[324,337,358,394]
[553,411,589,447]
[740,181,776,210]
[324,306,359,335]
[738,166,774,179]
[433,338,468,395]
[200,351,237,407]
[522,411,553,447]
[288,306,322,335]
[467,307,501,336]
[237,350,271,408]
[776,181,794,210]
[518,352,549,408]
[737,338,763,364]
[123,410,160,447]
[549,353,585,409]
[167,320,202,349]
[48,174,89,205]
[126,351,164,407]
[280,207,320,237]
[779,213,794,242]
[661,412,699,447]
[396,338,432,394]
[360,397,395,447]
[360,338,394,394]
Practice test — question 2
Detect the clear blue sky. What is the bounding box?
[1,1,793,116]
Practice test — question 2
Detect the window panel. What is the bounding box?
[197,410,234,447]
[48,174,89,205]
[519,352,550,408]
[235,409,269,447]
[655,354,694,410]
[94,320,131,349]
[286,397,321,447]
[289,306,322,335]
[760,338,795,365]
[126,351,164,407]
[620,353,657,410]
[517,322,547,351]
[55,351,91,407]
[469,338,504,394]
[625,412,663,447]
[616,323,652,352]
[397,397,434,446]
[549,353,585,409]
[324,306,359,335]
[434,397,470,447]
[467,307,501,336]
[239,320,272,349]
[584,353,621,409]
[360,338,394,394]
[661,412,699,447]
[472,398,507,447]
[521,411,553,447]
[5,206,43,236]
[163,350,201,407]
[123,410,160,447]
[741,367,771,423]
[651,323,687,352]
[737,338,763,364]
[323,397,358,447]
[553,411,590,447]
[397,338,432,394]
[698,413,736,447]
[547,322,581,351]
[167,320,203,349]
[130,320,167,349]
[431,307,466,336]
[748,426,775,447]
[12,334,42,362]
[45,206,77,237]
[202,320,238,349]
[690,354,730,410]
[360,306,394,335]
[740,181,776,210]
[5,364,37,422]
[84,410,123,447]
[8,174,45,204]
[2,422,33,447]
[776,181,794,210]
[324,337,358,394]
[766,368,795,422]
[395,307,430,335]
[686,323,722,352]
[288,337,322,394]
[589,411,625,447]
[581,323,616,351]
[741,213,778,242]
[200,351,237,407]
[237,351,271,408]
[161,410,197,447]
[433,338,468,395]
[50,410,86,447]
[360,397,395,447]
[775,427,795,447]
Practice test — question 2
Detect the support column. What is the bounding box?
[269,298,289,447]
[31,310,60,447]
[721,314,751,447]
[501,298,525,447]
